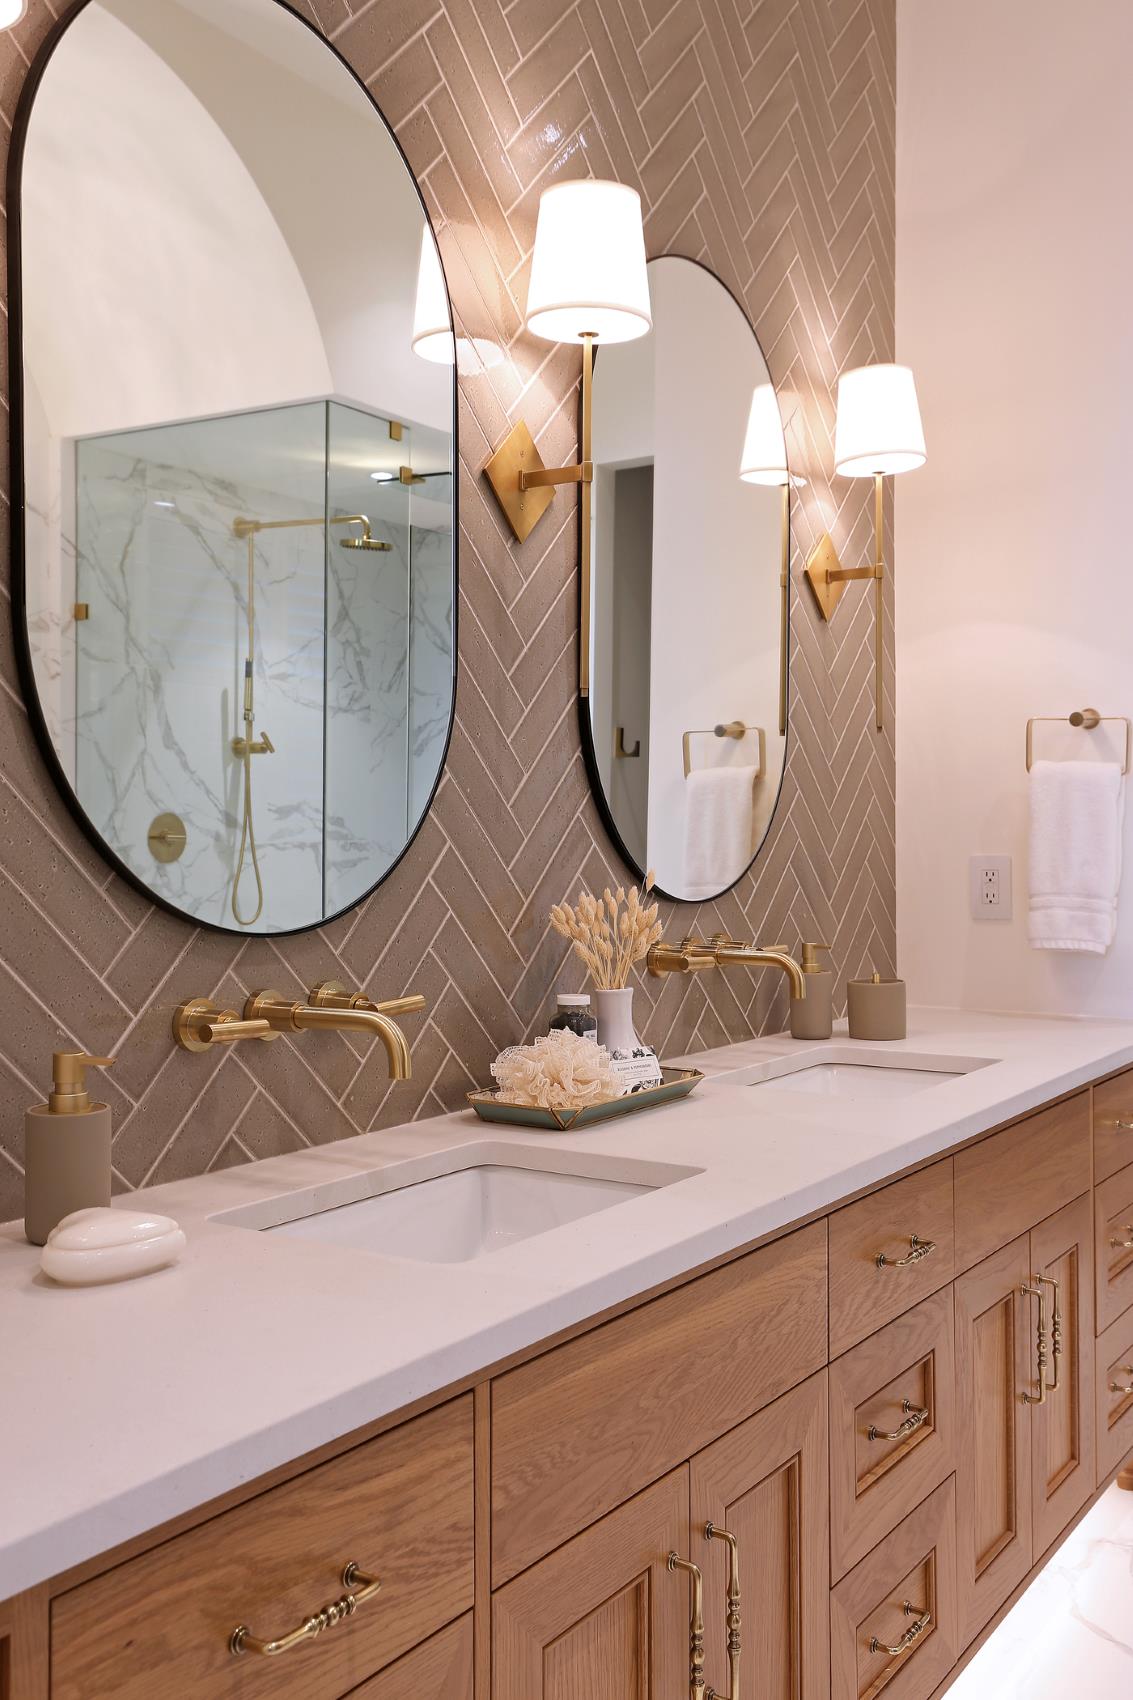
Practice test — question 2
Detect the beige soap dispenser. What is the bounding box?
[789,942,834,1040]
[24,1052,114,1246]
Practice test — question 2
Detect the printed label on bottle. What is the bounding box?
[608,1046,664,1092]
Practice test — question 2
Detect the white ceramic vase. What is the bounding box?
[594,988,663,1093]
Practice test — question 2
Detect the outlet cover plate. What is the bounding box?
[970,855,1013,921]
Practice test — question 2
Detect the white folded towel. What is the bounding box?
[683,765,758,898]
[1028,759,1125,953]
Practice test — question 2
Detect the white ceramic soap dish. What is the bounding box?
[40,1207,186,1286]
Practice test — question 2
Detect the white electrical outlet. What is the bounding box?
[970,855,1012,921]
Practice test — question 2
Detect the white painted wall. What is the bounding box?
[896,0,1133,1016]
[22,4,331,441]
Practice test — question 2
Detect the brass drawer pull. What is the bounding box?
[1110,1366,1133,1396]
[870,1600,932,1658]
[1113,1118,1133,1131]
[229,1562,381,1658]
[1110,1224,1133,1250]
[668,1553,707,1700]
[875,1233,935,1270]
[1022,1274,1062,1405]
[705,1522,741,1700]
[868,1399,929,1443]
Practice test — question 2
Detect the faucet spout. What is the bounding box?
[710,942,807,1001]
[292,1004,413,1080]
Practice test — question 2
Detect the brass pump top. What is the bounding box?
[799,942,831,974]
[47,1051,114,1114]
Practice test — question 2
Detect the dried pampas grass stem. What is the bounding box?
[550,872,663,990]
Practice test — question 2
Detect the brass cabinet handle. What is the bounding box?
[1110,1366,1133,1396]
[1110,1224,1133,1250]
[229,1562,380,1658]
[1022,1274,1061,1405]
[870,1600,932,1658]
[705,1522,740,1700]
[875,1234,936,1270]
[1113,1118,1133,1131]
[868,1399,929,1443]
[668,1554,707,1700]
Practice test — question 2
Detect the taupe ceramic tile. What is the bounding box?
[0,0,896,1220]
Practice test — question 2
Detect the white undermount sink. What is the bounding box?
[736,1046,997,1102]
[216,1145,698,1265]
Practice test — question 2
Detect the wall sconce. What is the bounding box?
[739,384,792,737]
[804,363,926,732]
[483,179,652,694]
[412,226,503,376]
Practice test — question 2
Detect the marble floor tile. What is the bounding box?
[948,1484,1133,1698]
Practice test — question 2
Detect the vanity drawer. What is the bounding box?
[1093,1070,1133,1184]
[1096,1308,1133,1483]
[954,1093,1090,1271]
[51,1397,474,1700]
[829,1162,954,1356]
[1095,1160,1133,1333]
[348,1614,472,1700]
[830,1477,958,1700]
[829,1288,956,1579]
[490,1220,828,1585]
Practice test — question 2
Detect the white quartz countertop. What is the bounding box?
[4,1005,1133,1600]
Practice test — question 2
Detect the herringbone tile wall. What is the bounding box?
[0,0,896,1222]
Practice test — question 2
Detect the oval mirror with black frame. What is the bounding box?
[583,255,790,903]
[10,0,457,935]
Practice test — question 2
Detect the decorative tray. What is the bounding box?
[466,1066,704,1132]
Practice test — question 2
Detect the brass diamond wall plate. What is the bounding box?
[483,420,556,543]
[805,531,847,622]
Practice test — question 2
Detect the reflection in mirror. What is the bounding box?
[586,257,789,902]
[16,0,456,933]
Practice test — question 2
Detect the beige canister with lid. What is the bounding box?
[847,972,907,1041]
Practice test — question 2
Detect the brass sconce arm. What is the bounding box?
[647,934,806,1000]
[484,334,597,693]
[244,990,421,1081]
[805,471,886,734]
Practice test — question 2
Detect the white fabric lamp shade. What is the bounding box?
[834,363,926,477]
[411,226,454,365]
[739,384,789,485]
[525,180,651,344]
[0,0,27,24]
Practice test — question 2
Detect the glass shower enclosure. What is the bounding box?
[71,398,453,930]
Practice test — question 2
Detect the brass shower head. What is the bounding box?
[340,533,392,551]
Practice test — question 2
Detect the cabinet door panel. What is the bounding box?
[492,1470,687,1700]
[689,1372,829,1700]
[1030,1193,1095,1556]
[954,1236,1032,1643]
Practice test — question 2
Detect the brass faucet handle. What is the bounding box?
[308,981,426,1018]
[173,998,278,1052]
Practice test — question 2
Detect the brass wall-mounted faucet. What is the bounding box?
[243,986,426,1081]
[173,982,426,1081]
[646,934,807,1002]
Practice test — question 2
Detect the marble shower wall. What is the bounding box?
[0,0,896,1221]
